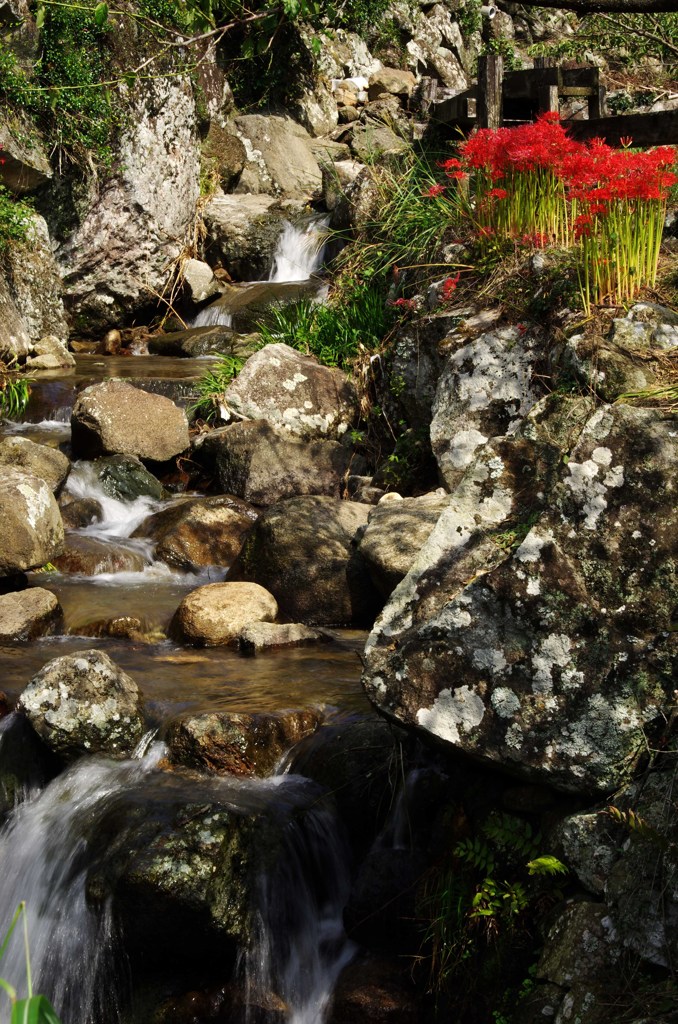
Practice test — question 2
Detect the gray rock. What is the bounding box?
[231,115,323,198]
[231,495,381,626]
[538,902,620,987]
[223,343,358,441]
[564,331,659,402]
[0,588,63,642]
[350,123,410,164]
[367,68,416,101]
[0,436,70,493]
[431,324,542,491]
[170,581,278,646]
[0,470,64,575]
[293,81,339,137]
[166,708,322,777]
[91,454,165,502]
[2,214,69,348]
[196,420,352,505]
[238,621,328,654]
[359,491,451,598]
[363,404,677,795]
[18,649,145,759]
[25,334,75,370]
[181,259,222,304]
[0,116,52,193]
[57,79,200,330]
[132,495,256,571]
[71,381,190,461]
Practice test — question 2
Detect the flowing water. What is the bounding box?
[0,216,371,1024]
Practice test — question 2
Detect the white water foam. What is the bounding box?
[65,461,168,541]
[269,216,330,283]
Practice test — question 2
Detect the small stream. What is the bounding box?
[0,218,373,1024]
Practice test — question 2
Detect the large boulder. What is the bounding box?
[363,404,677,795]
[17,649,145,760]
[231,496,381,626]
[195,420,352,505]
[359,491,451,598]
[0,588,64,642]
[0,470,64,575]
[1,212,69,348]
[430,324,542,491]
[56,78,200,330]
[230,115,323,198]
[71,381,190,461]
[170,581,278,646]
[166,709,322,778]
[222,343,358,441]
[0,436,70,493]
[132,495,257,571]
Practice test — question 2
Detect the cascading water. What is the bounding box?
[0,735,164,1024]
[192,303,233,328]
[241,779,355,1024]
[65,461,168,542]
[268,216,330,284]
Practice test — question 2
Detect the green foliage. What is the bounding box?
[190,353,244,421]
[0,187,33,251]
[606,805,668,848]
[0,903,63,1024]
[526,856,568,877]
[458,0,481,38]
[0,362,32,419]
[259,283,395,368]
[529,12,678,78]
[481,37,522,72]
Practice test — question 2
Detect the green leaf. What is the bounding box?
[93,2,109,27]
[526,855,568,876]
[11,996,62,1024]
[35,5,45,29]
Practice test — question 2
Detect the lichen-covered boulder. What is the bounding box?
[0,437,70,493]
[170,581,278,646]
[0,470,64,575]
[196,420,351,505]
[363,404,677,795]
[71,381,190,461]
[17,649,145,760]
[358,491,451,598]
[230,115,323,198]
[132,495,256,571]
[223,343,358,441]
[166,709,322,777]
[0,588,64,642]
[231,496,381,626]
[430,324,541,491]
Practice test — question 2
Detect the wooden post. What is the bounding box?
[589,74,607,120]
[477,54,503,129]
[534,56,559,115]
[419,76,439,116]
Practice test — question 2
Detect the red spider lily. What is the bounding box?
[424,183,446,197]
[441,273,461,300]
[488,188,508,200]
[390,297,416,312]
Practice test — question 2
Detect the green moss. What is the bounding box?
[0,186,33,250]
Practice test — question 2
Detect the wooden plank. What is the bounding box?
[565,110,678,146]
[534,56,559,115]
[477,54,503,129]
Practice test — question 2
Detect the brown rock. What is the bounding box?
[170,581,278,646]
[238,621,328,654]
[132,495,257,571]
[0,588,64,642]
[53,535,147,576]
[71,380,190,461]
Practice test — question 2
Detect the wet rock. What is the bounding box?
[71,381,190,461]
[328,955,424,1024]
[363,403,677,795]
[203,194,305,281]
[0,713,60,819]
[230,115,323,198]
[148,325,259,360]
[238,622,328,654]
[289,716,410,854]
[196,421,351,506]
[18,649,145,760]
[430,324,542,491]
[0,470,64,575]
[232,496,380,626]
[59,496,103,529]
[91,454,166,502]
[222,343,358,441]
[166,708,322,777]
[0,587,64,641]
[0,436,70,493]
[53,535,148,575]
[170,581,278,646]
[74,616,159,643]
[132,495,256,571]
[359,491,451,598]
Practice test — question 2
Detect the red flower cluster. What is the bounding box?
[441,272,461,300]
[424,183,446,197]
[390,297,416,312]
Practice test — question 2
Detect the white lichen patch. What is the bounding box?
[447,428,489,469]
[416,684,485,744]
[565,454,625,530]
[472,646,508,676]
[516,529,551,563]
[491,687,521,719]
[281,372,308,392]
[526,577,541,596]
[532,633,574,694]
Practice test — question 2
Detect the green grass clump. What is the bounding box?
[190,354,244,422]
[0,187,33,251]
[0,362,32,419]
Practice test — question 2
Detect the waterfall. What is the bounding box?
[268,216,330,284]
[0,738,164,1024]
[191,303,233,328]
[240,779,355,1024]
[64,461,167,540]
